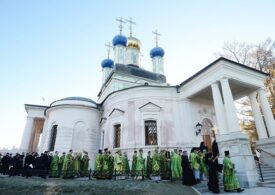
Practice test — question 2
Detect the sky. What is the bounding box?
[0,0,275,149]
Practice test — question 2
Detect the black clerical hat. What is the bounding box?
[224,151,230,156]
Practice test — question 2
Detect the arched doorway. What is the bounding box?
[201,118,213,151]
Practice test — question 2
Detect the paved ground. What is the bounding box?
[202,187,275,195]
[0,176,197,195]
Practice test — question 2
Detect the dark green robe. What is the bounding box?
[49,154,59,177]
[58,155,65,175]
[123,155,130,175]
[131,154,137,176]
[62,153,74,178]
[146,155,152,177]
[81,154,89,177]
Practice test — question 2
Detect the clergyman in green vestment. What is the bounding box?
[223,151,244,193]
[49,151,60,177]
[62,149,74,178]
[171,149,182,180]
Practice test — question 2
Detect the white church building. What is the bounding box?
[20,19,275,187]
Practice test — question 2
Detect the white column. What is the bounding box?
[249,92,268,139]
[20,117,34,152]
[211,82,228,135]
[258,88,275,137]
[220,78,240,132]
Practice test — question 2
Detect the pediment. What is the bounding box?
[139,102,161,112]
[108,108,125,117]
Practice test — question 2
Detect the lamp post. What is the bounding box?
[196,122,202,136]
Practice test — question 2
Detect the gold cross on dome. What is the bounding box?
[126,17,136,37]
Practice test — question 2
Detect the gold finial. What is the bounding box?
[152,29,161,47]
[116,17,126,35]
[104,42,113,58]
[126,17,136,37]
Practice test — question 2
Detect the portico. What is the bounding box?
[179,57,274,187]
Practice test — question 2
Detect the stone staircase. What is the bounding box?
[257,163,275,188]
[194,163,275,193]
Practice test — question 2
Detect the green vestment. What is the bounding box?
[81,154,89,177]
[114,153,123,174]
[73,154,81,176]
[49,154,59,177]
[199,152,208,176]
[123,155,130,175]
[223,156,240,191]
[102,153,110,178]
[62,153,74,178]
[171,152,182,179]
[152,152,160,175]
[59,155,65,175]
[135,153,145,176]
[94,154,103,178]
[190,152,200,170]
[131,154,137,176]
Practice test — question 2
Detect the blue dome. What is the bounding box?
[101,59,114,68]
[150,47,165,58]
[112,34,127,47]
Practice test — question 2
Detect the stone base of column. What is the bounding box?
[256,137,275,168]
[216,131,258,188]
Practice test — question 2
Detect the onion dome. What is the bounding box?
[112,35,127,47]
[101,59,114,68]
[150,47,165,58]
[127,37,141,50]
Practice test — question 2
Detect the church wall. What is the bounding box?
[41,105,101,168]
[101,86,203,161]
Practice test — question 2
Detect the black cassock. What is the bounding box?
[207,140,220,194]
[181,155,196,186]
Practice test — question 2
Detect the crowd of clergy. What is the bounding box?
[0,137,244,194]
[0,150,90,178]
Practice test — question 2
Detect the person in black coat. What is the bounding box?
[207,131,220,194]
[181,151,196,186]
[199,142,208,153]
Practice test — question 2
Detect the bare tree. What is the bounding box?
[217,38,275,141]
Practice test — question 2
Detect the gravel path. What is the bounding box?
[0,176,198,195]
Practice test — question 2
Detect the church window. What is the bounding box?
[145,120,158,145]
[114,124,121,148]
[48,125,57,151]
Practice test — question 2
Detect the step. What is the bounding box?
[257,170,275,174]
[259,172,275,176]
[257,167,275,171]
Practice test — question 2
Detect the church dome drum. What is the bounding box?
[150,47,165,58]
[101,59,114,68]
[112,34,127,47]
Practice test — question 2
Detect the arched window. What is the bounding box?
[48,125,58,151]
[114,124,121,148]
[145,120,157,145]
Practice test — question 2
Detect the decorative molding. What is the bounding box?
[139,102,162,112]
[108,108,125,117]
